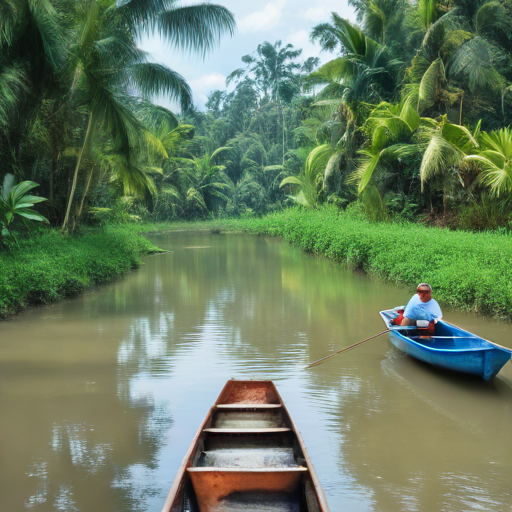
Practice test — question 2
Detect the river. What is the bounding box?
[1,231,511,512]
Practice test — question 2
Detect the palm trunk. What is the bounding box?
[459,94,463,125]
[443,184,447,220]
[277,93,285,166]
[61,112,94,233]
[73,164,96,232]
[282,107,286,166]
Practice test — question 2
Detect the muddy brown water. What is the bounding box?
[1,232,512,512]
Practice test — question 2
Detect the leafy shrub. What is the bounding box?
[453,196,512,232]
[385,192,420,222]
[0,174,48,246]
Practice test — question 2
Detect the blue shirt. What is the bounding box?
[404,294,443,322]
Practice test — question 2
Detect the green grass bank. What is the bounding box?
[0,227,160,318]
[217,207,512,321]
[2,207,511,321]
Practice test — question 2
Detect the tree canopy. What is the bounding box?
[2,0,512,237]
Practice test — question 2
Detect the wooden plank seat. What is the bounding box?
[202,491,302,512]
[187,468,308,512]
[202,427,291,433]
[215,403,282,409]
[209,409,289,430]
[195,435,301,469]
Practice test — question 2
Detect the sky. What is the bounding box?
[139,0,356,111]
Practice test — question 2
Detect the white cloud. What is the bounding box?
[300,7,329,23]
[287,29,310,50]
[238,1,286,33]
[189,73,227,106]
[286,29,327,63]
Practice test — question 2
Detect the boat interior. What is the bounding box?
[408,334,488,349]
[381,310,491,350]
[168,381,323,512]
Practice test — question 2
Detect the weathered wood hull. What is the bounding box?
[161,380,330,512]
[380,309,511,381]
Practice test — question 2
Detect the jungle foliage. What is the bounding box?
[0,0,234,237]
[188,0,512,228]
[2,0,512,237]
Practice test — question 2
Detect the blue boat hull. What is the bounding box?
[380,310,511,381]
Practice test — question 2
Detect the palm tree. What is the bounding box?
[349,99,424,194]
[408,1,512,124]
[419,116,480,215]
[465,127,512,197]
[420,119,512,202]
[305,16,404,201]
[420,116,479,186]
[280,144,335,207]
[0,0,67,179]
[61,0,235,232]
[227,41,303,164]
[350,0,410,47]
[309,15,399,106]
[176,147,234,214]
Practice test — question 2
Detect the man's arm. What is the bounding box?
[401,296,418,325]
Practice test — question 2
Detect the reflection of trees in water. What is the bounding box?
[189,235,389,367]
[0,298,173,511]
[84,232,390,371]
[302,346,512,511]
[0,363,169,511]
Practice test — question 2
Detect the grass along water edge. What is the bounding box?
[0,227,161,319]
[223,207,512,321]
[2,208,511,321]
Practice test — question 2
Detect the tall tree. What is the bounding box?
[227,41,304,164]
[60,0,235,231]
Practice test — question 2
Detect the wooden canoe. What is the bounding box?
[161,380,330,512]
[380,309,512,381]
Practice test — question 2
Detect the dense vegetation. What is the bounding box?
[220,206,512,320]
[189,0,512,227]
[0,0,234,236]
[0,226,159,317]
[2,1,512,318]
[3,0,512,236]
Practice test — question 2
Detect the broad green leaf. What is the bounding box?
[280,176,304,188]
[15,211,48,222]
[418,58,445,113]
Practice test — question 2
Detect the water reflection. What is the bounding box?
[0,231,511,512]
[0,308,171,511]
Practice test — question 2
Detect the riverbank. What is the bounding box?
[221,207,512,321]
[0,227,160,318]
[2,207,511,321]
[133,209,512,320]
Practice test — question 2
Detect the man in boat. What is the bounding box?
[394,283,443,326]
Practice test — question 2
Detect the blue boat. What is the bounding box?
[380,309,512,381]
